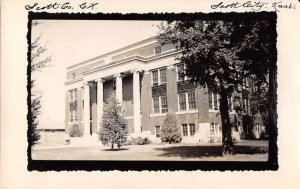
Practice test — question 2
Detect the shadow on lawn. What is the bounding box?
[155,145,268,159]
[102,148,129,151]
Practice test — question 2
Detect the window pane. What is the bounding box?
[210,123,215,133]
[160,68,167,84]
[155,126,161,138]
[179,93,186,110]
[73,90,77,101]
[190,124,195,136]
[70,110,73,122]
[214,93,218,110]
[177,64,185,81]
[182,124,188,136]
[152,70,158,86]
[153,97,160,113]
[155,46,161,55]
[74,110,77,121]
[215,124,219,134]
[208,91,213,109]
[188,92,196,109]
[161,96,168,113]
[70,91,73,102]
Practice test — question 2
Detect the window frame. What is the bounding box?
[151,67,167,86]
[208,91,220,111]
[182,124,188,136]
[176,63,186,82]
[154,46,162,55]
[210,123,220,136]
[182,123,196,137]
[189,124,195,136]
[152,97,160,114]
[155,126,161,138]
[178,92,197,111]
[152,96,168,114]
[69,89,78,123]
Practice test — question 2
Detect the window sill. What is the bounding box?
[68,121,79,125]
[150,113,167,117]
[208,110,236,114]
[176,110,198,115]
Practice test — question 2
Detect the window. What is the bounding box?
[151,68,167,86]
[153,97,160,113]
[153,96,168,114]
[177,64,185,81]
[178,92,197,111]
[182,124,195,137]
[244,99,250,114]
[70,90,74,102]
[154,46,161,55]
[208,91,219,111]
[182,124,188,136]
[243,77,249,89]
[178,93,186,110]
[70,111,74,122]
[228,95,233,111]
[187,92,196,109]
[160,68,167,84]
[155,126,161,138]
[69,89,77,122]
[210,123,220,136]
[72,73,76,79]
[161,96,168,113]
[190,124,195,136]
[152,70,159,86]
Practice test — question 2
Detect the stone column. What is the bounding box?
[132,69,141,133]
[114,73,123,104]
[83,82,90,137]
[96,79,104,133]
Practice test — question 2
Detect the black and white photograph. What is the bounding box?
[2,0,300,188]
[28,13,277,170]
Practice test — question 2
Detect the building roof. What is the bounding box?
[67,36,157,70]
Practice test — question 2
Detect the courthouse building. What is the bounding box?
[65,37,264,143]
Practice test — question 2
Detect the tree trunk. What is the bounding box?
[219,81,233,156]
[111,143,114,150]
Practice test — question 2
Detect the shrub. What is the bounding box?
[126,137,151,145]
[69,124,83,137]
[99,94,128,150]
[161,113,182,143]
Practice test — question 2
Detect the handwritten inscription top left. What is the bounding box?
[25,2,99,11]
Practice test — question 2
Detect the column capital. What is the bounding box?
[130,68,142,74]
[83,81,89,86]
[95,78,105,83]
[114,73,123,78]
[167,65,175,69]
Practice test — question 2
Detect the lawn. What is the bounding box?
[32,140,268,161]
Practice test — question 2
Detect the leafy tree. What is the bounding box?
[30,20,52,146]
[157,19,274,154]
[161,113,181,143]
[30,81,41,144]
[98,94,128,150]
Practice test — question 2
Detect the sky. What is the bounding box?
[32,20,163,129]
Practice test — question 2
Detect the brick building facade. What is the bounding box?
[65,37,264,143]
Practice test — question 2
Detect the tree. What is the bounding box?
[157,19,274,155]
[161,113,181,143]
[29,21,52,146]
[98,94,128,150]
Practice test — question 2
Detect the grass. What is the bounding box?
[32,140,268,161]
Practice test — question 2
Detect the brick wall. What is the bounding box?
[141,72,151,132]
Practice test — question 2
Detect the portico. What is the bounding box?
[81,68,143,137]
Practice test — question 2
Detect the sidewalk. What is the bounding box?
[33,135,102,150]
